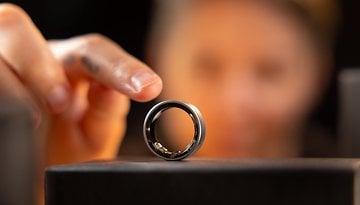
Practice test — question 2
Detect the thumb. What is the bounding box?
[80,82,130,158]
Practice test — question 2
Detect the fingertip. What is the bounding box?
[131,77,163,102]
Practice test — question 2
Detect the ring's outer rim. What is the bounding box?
[143,100,206,161]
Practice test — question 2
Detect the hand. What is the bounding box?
[0,3,162,167]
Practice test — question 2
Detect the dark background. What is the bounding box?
[1,0,360,155]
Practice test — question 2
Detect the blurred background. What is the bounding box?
[0,0,358,156]
[0,1,360,205]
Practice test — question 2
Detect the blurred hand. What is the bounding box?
[0,3,162,166]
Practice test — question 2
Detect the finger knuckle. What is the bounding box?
[84,33,109,47]
[77,33,114,58]
[0,3,29,27]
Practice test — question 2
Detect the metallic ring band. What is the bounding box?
[143,100,206,161]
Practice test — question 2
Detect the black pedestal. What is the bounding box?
[45,158,360,205]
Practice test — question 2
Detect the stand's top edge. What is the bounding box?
[46,158,360,173]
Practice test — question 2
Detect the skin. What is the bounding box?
[0,3,162,204]
[153,0,327,158]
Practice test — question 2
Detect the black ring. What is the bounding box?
[143,100,206,160]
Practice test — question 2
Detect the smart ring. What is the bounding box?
[143,100,206,161]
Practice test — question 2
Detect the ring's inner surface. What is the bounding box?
[153,107,196,153]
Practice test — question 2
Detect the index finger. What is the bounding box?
[49,34,163,102]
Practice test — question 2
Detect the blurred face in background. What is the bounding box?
[150,0,328,158]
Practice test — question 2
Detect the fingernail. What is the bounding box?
[46,85,70,113]
[130,71,160,93]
